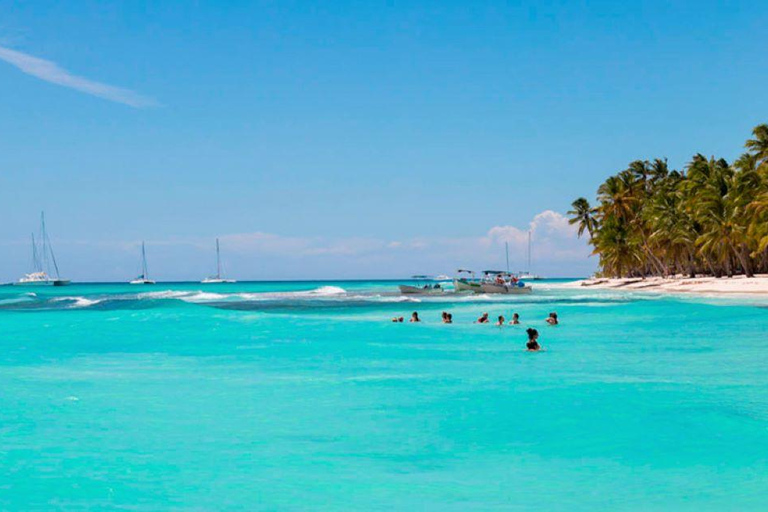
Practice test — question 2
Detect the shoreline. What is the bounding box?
[567,274,768,295]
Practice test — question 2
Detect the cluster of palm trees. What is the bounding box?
[568,124,768,278]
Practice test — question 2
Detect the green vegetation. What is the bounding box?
[569,124,768,278]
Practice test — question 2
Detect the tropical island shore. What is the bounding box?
[566,274,768,295]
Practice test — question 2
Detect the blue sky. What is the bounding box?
[1,0,767,281]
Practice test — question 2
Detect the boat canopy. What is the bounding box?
[456,269,474,274]
[482,270,510,275]
[410,275,434,279]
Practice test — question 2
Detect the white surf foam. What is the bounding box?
[302,285,347,296]
[137,290,192,300]
[52,296,102,308]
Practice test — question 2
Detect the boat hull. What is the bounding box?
[480,283,533,294]
[399,285,444,295]
[453,279,482,293]
[130,279,156,285]
[201,278,236,284]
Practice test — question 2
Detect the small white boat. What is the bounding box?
[453,269,482,293]
[15,213,70,286]
[201,238,236,284]
[130,242,156,285]
[399,275,445,295]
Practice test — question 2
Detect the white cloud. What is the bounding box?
[216,210,588,266]
[0,45,157,108]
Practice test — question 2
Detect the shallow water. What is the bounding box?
[1,280,767,510]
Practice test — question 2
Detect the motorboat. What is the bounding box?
[479,271,532,294]
[453,269,482,293]
[399,275,445,295]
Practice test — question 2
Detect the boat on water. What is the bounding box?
[15,213,70,286]
[129,242,156,285]
[518,231,544,280]
[479,270,532,294]
[201,238,236,284]
[399,275,445,295]
[453,269,482,293]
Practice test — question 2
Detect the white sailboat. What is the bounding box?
[518,230,543,280]
[130,242,156,284]
[16,212,70,286]
[201,238,235,284]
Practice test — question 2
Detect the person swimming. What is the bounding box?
[526,328,541,351]
[391,316,404,322]
[476,312,489,324]
[410,312,421,323]
[509,313,520,325]
[442,312,453,324]
[546,312,559,325]
[496,315,505,326]
[447,313,453,323]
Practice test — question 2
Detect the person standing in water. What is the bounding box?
[509,313,520,325]
[410,312,421,323]
[496,315,505,326]
[526,328,541,351]
[546,312,559,325]
[476,312,489,324]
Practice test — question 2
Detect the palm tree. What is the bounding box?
[746,124,768,168]
[571,123,768,278]
[567,198,597,239]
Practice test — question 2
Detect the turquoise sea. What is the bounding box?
[2,279,768,510]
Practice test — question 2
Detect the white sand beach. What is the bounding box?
[568,275,768,295]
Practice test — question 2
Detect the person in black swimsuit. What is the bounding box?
[526,328,541,351]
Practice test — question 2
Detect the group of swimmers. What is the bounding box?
[390,311,559,352]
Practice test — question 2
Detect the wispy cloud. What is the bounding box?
[0,45,157,108]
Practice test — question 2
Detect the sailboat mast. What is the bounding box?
[31,233,40,272]
[141,242,148,279]
[47,229,61,279]
[527,230,532,271]
[40,212,50,275]
[216,238,221,279]
[505,242,510,273]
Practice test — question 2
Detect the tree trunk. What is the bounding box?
[736,245,754,277]
[688,253,696,278]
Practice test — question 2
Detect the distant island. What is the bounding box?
[567,123,768,294]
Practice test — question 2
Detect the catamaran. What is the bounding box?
[130,242,156,285]
[201,238,235,284]
[16,212,70,286]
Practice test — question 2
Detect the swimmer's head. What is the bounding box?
[526,328,539,340]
